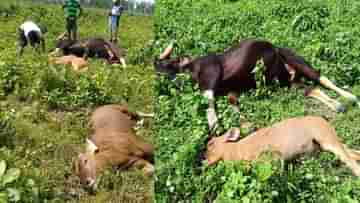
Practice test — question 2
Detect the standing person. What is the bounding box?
[63,0,82,40]
[17,21,46,57]
[108,0,124,43]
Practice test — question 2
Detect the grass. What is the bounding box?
[154,1,360,201]
[0,1,154,202]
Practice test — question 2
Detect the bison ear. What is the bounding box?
[224,128,241,142]
[86,139,99,154]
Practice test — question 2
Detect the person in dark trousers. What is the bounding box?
[17,21,47,57]
[108,0,124,43]
[63,0,82,40]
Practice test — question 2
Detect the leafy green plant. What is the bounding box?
[0,110,16,149]
[0,160,40,203]
[154,1,360,202]
[0,1,154,202]
[0,160,21,203]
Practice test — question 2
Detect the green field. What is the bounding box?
[0,1,154,203]
[155,0,360,202]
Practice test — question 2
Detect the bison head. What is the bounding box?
[205,128,241,166]
[74,139,100,191]
[154,42,193,80]
[49,38,78,57]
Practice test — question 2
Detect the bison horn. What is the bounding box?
[159,41,175,60]
[48,48,61,57]
[86,139,99,154]
[56,32,68,40]
[224,128,241,142]
[136,111,154,118]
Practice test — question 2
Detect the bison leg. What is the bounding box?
[306,88,346,113]
[318,141,360,176]
[319,76,359,106]
[132,159,155,176]
[120,57,127,67]
[204,89,218,131]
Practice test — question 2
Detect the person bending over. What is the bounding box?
[17,21,46,57]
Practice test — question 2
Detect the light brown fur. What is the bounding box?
[206,116,360,176]
[49,55,88,72]
[74,105,154,190]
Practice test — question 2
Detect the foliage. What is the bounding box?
[0,110,16,149]
[155,0,360,86]
[0,1,154,202]
[0,160,41,203]
[154,0,360,202]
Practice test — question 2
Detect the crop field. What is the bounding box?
[154,0,360,202]
[0,1,154,203]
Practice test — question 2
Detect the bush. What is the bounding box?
[0,160,40,203]
[0,110,16,149]
[39,66,113,109]
[154,1,360,202]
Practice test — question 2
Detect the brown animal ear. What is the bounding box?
[224,128,241,142]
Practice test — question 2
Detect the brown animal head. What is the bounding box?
[205,128,241,166]
[74,139,100,190]
[154,42,194,80]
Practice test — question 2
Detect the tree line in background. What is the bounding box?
[25,0,154,16]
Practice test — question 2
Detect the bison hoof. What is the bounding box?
[335,104,346,113]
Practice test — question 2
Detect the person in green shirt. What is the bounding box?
[63,0,82,40]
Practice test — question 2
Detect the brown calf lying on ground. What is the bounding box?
[73,105,154,191]
[49,55,88,72]
[206,116,360,176]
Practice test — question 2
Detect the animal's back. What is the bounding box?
[221,39,275,80]
[90,105,136,134]
[238,116,328,160]
[89,105,154,161]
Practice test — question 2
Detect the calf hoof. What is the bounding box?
[143,164,155,177]
[335,103,346,113]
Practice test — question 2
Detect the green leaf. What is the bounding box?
[2,168,20,186]
[0,161,6,178]
[0,192,8,203]
[6,188,20,202]
[254,162,273,182]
